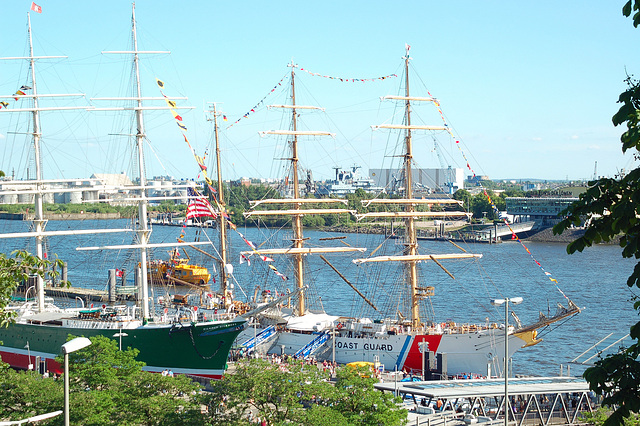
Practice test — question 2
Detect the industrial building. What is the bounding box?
[369,167,464,194]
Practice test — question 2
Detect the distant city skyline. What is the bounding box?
[0,1,638,183]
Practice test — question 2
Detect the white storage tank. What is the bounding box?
[1,193,18,204]
[65,191,82,204]
[18,193,34,204]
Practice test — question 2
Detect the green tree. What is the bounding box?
[320,365,406,426]
[0,250,65,328]
[56,335,203,426]
[470,192,494,221]
[202,359,406,426]
[553,3,640,424]
[0,335,204,425]
[203,358,333,425]
[0,366,63,423]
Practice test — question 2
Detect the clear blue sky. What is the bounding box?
[1,1,638,183]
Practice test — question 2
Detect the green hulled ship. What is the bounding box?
[0,4,246,379]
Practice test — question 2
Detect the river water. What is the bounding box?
[1,218,636,378]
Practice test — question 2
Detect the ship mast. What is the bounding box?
[401,50,422,328]
[130,4,152,320]
[86,3,195,320]
[0,14,87,312]
[244,62,366,317]
[355,46,478,331]
[27,14,47,312]
[289,62,306,315]
[207,103,232,307]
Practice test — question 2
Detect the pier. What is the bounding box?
[375,376,595,426]
[44,285,135,303]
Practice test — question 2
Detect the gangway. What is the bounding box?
[241,325,277,353]
[569,333,631,366]
[294,330,330,358]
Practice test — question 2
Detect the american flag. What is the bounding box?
[186,187,217,219]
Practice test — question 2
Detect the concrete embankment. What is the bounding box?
[523,227,586,243]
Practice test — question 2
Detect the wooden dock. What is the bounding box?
[44,285,135,302]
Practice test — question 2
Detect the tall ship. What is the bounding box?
[236,61,368,354]
[0,5,245,379]
[238,48,580,377]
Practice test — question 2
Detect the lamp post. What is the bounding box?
[332,324,336,364]
[61,337,92,426]
[490,297,523,426]
[24,342,32,371]
[113,330,128,351]
[418,339,428,380]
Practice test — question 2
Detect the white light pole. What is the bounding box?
[490,296,523,426]
[113,330,128,351]
[418,339,428,380]
[332,324,336,364]
[24,342,32,371]
[0,410,63,425]
[61,337,92,426]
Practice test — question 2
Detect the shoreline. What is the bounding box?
[1,213,617,245]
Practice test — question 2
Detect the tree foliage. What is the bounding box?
[201,359,406,425]
[0,335,204,425]
[0,365,63,423]
[0,250,65,328]
[552,3,640,424]
[55,335,203,426]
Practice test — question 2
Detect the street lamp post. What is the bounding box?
[332,324,336,364]
[61,337,92,426]
[113,329,128,351]
[24,342,32,371]
[418,339,428,380]
[490,297,523,426]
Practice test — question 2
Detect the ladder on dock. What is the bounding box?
[294,330,330,359]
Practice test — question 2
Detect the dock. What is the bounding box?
[375,376,596,426]
[44,285,135,303]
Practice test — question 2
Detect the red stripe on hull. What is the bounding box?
[401,335,442,372]
[0,350,62,375]
[1,350,225,379]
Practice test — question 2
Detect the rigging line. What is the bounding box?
[293,77,370,171]
[535,313,581,339]
[319,254,378,311]
[436,98,571,301]
[226,71,290,129]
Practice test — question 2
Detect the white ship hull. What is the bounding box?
[238,325,527,377]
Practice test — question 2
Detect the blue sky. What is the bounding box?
[1,1,639,183]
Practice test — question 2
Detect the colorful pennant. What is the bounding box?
[226,73,288,129]
[0,85,31,110]
[425,90,570,300]
[295,64,397,83]
[237,230,287,280]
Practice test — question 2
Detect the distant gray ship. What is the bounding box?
[316,165,385,196]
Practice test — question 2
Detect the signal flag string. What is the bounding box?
[426,91,570,301]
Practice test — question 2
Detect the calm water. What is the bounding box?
[1,218,635,377]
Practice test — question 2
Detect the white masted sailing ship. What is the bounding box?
[0,5,245,379]
[236,49,580,377]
